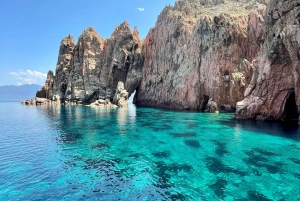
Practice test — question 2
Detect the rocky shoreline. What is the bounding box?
[23,81,129,108]
[24,0,299,122]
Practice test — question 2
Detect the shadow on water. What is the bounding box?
[218,117,300,141]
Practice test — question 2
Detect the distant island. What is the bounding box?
[0,84,42,101]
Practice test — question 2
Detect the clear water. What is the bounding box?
[1,102,300,200]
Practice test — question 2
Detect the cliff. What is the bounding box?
[236,0,300,120]
[36,0,299,121]
[136,0,267,111]
[37,23,143,104]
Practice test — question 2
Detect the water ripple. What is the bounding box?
[0,102,300,200]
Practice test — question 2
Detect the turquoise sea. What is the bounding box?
[1,99,300,200]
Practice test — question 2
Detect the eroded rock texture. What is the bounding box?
[53,35,75,102]
[236,0,300,120]
[99,23,143,100]
[113,81,129,107]
[37,22,143,104]
[135,0,268,111]
[67,27,105,102]
[36,0,299,121]
[36,70,54,99]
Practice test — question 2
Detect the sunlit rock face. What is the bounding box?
[113,81,129,107]
[36,70,54,99]
[37,22,143,103]
[67,27,105,102]
[37,0,299,121]
[56,35,76,102]
[236,0,300,120]
[135,0,268,111]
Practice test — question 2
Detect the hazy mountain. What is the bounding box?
[0,84,41,101]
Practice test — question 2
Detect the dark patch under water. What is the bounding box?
[188,123,197,129]
[252,148,277,156]
[205,157,246,176]
[154,161,193,190]
[151,125,173,132]
[152,151,171,158]
[92,143,110,150]
[294,173,300,179]
[209,177,227,198]
[168,192,186,201]
[243,150,283,174]
[184,140,201,148]
[247,190,272,201]
[290,158,300,165]
[170,132,197,138]
[211,140,229,157]
[244,150,269,163]
[140,122,155,127]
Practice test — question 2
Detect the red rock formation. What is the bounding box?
[136,0,267,111]
[36,0,300,122]
[236,0,300,120]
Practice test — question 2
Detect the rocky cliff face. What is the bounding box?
[36,0,299,121]
[36,70,54,98]
[135,0,268,111]
[37,22,143,103]
[66,27,105,102]
[236,0,300,120]
[98,24,143,101]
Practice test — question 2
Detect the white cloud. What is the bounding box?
[9,69,46,85]
[137,8,144,11]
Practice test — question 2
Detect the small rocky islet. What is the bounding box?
[23,0,299,122]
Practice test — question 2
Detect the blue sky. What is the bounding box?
[0,0,177,86]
